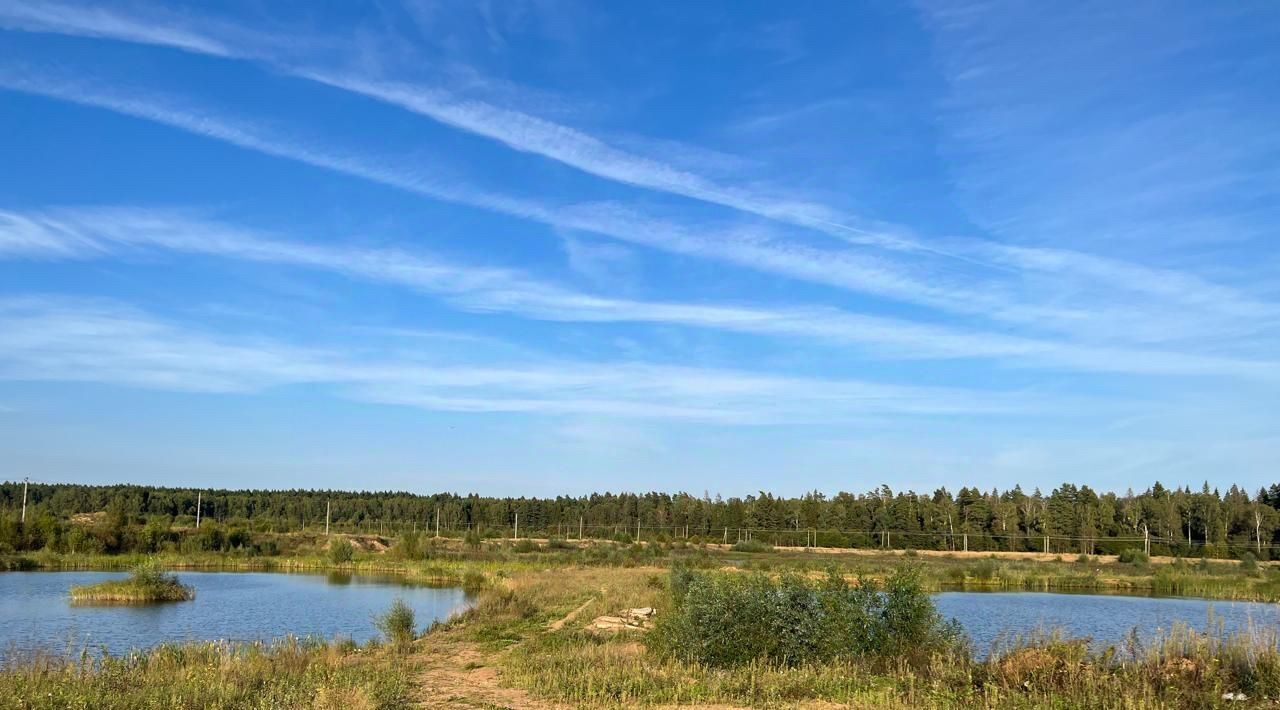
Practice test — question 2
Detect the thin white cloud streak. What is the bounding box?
[295,70,927,254]
[0,0,915,251]
[0,68,1236,348]
[0,295,1032,423]
[4,1,1273,344]
[4,206,1278,381]
[0,1,235,56]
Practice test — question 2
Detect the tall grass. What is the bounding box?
[0,638,413,709]
[493,566,1280,708]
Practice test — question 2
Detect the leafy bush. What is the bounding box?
[1118,548,1150,565]
[731,539,773,553]
[392,530,424,560]
[327,537,354,564]
[462,569,487,592]
[546,536,573,549]
[970,558,1000,580]
[464,527,482,549]
[647,566,961,667]
[1240,551,1259,574]
[612,532,634,544]
[375,598,417,650]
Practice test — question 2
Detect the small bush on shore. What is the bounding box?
[374,598,416,651]
[327,538,354,564]
[730,538,773,553]
[1118,548,1150,565]
[648,566,961,667]
[463,527,482,549]
[461,569,487,592]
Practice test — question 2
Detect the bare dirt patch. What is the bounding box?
[413,638,565,709]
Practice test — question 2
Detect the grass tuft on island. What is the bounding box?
[69,561,195,603]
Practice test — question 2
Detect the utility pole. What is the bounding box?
[325,500,331,536]
[435,507,440,537]
[195,491,202,529]
[1143,523,1150,557]
[514,512,519,539]
[21,477,29,524]
[579,516,583,539]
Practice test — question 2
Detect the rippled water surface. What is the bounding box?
[935,591,1280,653]
[0,570,472,660]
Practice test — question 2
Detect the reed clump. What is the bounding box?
[69,561,194,603]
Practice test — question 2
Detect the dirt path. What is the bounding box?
[412,636,565,709]
[546,596,595,632]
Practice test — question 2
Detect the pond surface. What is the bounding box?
[4,572,1277,662]
[935,591,1280,653]
[0,570,472,661]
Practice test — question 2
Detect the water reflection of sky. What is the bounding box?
[0,570,473,661]
[935,591,1280,656]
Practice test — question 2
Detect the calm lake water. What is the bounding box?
[936,591,1280,653]
[0,570,472,662]
[3,572,1277,662]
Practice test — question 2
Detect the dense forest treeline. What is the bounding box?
[5,480,1280,559]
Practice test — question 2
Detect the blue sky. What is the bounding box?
[1,1,1277,496]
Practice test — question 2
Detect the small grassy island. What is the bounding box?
[69,562,195,603]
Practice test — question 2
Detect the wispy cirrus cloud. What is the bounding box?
[4,0,1276,351]
[920,0,1280,256]
[9,66,1276,358]
[4,206,1279,381]
[0,295,1035,423]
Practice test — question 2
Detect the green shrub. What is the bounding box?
[375,598,417,650]
[546,536,572,549]
[464,528,482,549]
[327,537,354,564]
[1118,548,1150,565]
[392,530,424,561]
[462,569,487,592]
[1240,551,1259,574]
[970,558,999,580]
[70,560,194,602]
[612,532,634,544]
[647,566,960,667]
[512,538,538,553]
[731,539,773,553]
